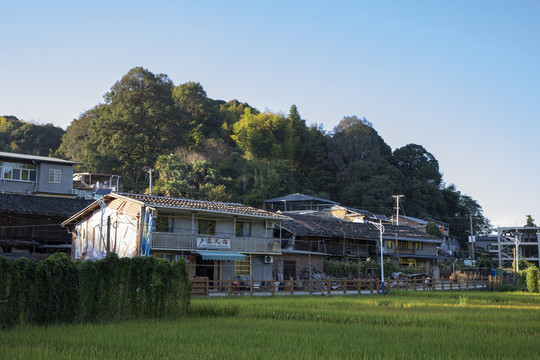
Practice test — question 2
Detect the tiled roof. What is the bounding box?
[0,194,93,217]
[114,193,290,220]
[280,213,442,243]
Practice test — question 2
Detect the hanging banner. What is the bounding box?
[197,237,231,249]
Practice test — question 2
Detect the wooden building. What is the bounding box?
[275,213,445,276]
[0,194,91,258]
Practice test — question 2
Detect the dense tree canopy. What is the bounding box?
[5,67,492,242]
[0,116,64,156]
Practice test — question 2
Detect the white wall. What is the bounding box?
[73,207,138,260]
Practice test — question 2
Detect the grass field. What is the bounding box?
[2,291,539,359]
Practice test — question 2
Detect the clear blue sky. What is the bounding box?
[2,0,539,228]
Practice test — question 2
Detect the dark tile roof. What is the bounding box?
[115,193,290,220]
[280,213,442,243]
[0,194,93,217]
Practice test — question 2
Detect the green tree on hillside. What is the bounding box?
[55,105,103,169]
[81,67,185,188]
[153,153,232,202]
[173,82,224,147]
[327,116,392,172]
[0,116,64,156]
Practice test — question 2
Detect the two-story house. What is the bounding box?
[62,193,290,282]
[0,151,77,197]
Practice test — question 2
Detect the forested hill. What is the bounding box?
[6,67,490,241]
[0,116,65,156]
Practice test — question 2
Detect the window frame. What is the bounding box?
[235,221,251,237]
[198,219,216,235]
[156,216,174,233]
[48,169,62,184]
[1,162,36,182]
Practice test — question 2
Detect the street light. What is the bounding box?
[368,220,386,295]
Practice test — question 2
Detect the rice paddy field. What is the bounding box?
[2,291,539,359]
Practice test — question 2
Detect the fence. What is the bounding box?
[191,274,502,296]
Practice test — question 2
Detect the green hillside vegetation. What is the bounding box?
[4,67,490,244]
[0,116,64,156]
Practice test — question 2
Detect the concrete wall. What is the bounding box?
[0,178,34,194]
[36,163,73,195]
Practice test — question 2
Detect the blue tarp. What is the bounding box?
[141,209,153,256]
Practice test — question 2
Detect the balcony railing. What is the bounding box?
[151,232,282,254]
[385,248,415,255]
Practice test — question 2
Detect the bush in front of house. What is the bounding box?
[0,253,191,328]
[324,260,417,279]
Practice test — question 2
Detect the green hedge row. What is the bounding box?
[0,253,191,328]
[323,260,421,279]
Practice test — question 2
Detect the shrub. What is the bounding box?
[525,266,539,293]
[0,254,191,328]
[490,281,522,292]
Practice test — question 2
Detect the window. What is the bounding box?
[415,242,424,250]
[398,241,410,250]
[235,221,251,237]
[386,240,394,249]
[234,255,251,276]
[1,162,35,182]
[156,216,174,232]
[198,220,215,235]
[48,169,61,183]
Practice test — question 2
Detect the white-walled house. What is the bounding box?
[62,193,290,282]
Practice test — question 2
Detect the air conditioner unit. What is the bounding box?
[264,255,274,264]
[71,189,78,195]
[266,221,274,229]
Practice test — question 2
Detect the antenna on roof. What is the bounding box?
[143,167,155,195]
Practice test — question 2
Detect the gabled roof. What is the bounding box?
[118,193,290,219]
[0,151,78,165]
[280,213,442,243]
[0,194,92,217]
[264,193,338,205]
[63,193,291,226]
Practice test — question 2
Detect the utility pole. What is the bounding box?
[470,214,476,261]
[368,220,386,295]
[393,195,404,225]
[148,168,155,195]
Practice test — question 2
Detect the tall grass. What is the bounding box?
[2,292,539,359]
